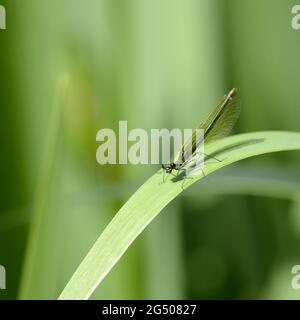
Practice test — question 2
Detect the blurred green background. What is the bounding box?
[1,0,300,299]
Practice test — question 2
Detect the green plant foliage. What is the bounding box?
[59,131,300,299]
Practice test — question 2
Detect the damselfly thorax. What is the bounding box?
[162,162,182,174]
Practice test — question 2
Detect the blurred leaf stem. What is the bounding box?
[19,75,69,299]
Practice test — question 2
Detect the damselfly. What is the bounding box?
[162,88,240,177]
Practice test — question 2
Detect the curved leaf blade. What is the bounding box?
[58,131,300,300]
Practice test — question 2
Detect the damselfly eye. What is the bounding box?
[162,163,173,173]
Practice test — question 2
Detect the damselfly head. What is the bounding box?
[162,163,176,174]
